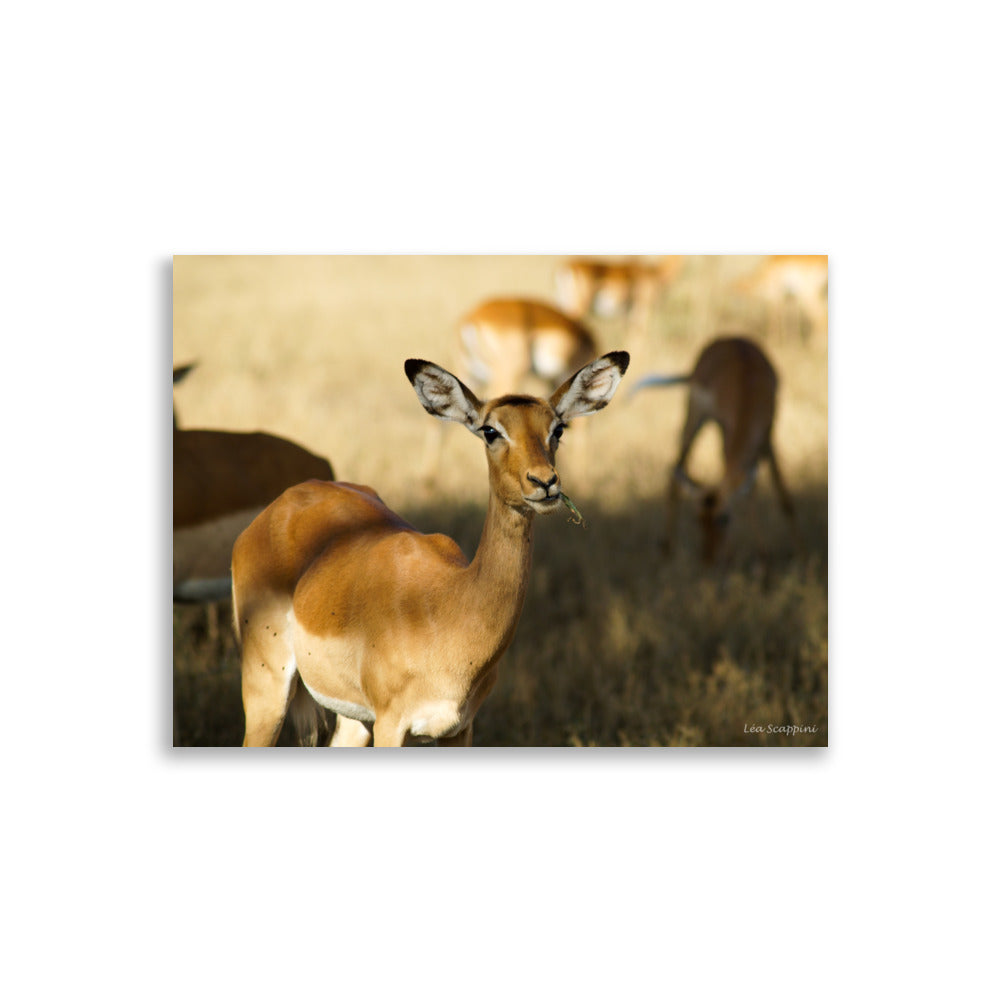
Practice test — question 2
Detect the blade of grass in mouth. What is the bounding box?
[561,492,586,527]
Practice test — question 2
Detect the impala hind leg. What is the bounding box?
[240,627,297,747]
[765,443,800,551]
[242,664,296,746]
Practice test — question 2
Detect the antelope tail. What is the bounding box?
[628,373,690,399]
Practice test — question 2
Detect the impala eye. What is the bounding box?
[481,426,500,444]
[552,424,566,442]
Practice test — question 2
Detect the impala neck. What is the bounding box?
[463,491,535,651]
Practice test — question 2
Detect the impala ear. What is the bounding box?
[173,363,196,385]
[405,359,481,430]
[551,351,630,421]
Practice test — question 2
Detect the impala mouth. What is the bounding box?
[526,492,562,513]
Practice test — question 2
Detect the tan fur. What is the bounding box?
[456,298,599,398]
[555,257,683,341]
[733,255,828,342]
[660,337,797,561]
[232,352,630,747]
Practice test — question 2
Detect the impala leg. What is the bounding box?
[372,715,407,748]
[329,716,372,747]
[665,410,706,554]
[241,657,295,747]
[765,443,800,551]
[765,444,795,519]
[240,619,297,746]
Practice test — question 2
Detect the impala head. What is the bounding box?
[406,351,629,514]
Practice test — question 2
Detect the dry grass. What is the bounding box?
[172,255,828,747]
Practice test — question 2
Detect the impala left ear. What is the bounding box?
[550,351,630,421]
[405,359,482,430]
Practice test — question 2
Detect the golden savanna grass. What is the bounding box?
[172,255,828,747]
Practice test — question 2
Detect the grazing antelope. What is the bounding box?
[173,365,334,603]
[630,337,795,562]
[555,256,683,342]
[733,255,828,343]
[232,350,630,747]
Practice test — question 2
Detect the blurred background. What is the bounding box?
[173,255,828,746]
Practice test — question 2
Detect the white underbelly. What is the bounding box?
[298,679,376,724]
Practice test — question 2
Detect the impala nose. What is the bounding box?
[527,472,559,497]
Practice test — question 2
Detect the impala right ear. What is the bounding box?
[405,359,481,430]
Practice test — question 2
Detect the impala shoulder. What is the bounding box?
[283,480,393,520]
[392,530,468,569]
[333,482,384,503]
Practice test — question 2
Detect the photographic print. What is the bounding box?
[172,255,828,747]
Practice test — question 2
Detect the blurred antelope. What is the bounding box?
[630,337,796,562]
[421,298,599,480]
[456,298,599,398]
[733,255,828,343]
[555,256,683,343]
[232,351,629,747]
[173,364,334,604]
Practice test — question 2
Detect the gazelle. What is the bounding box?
[630,336,795,562]
[554,256,683,342]
[421,297,600,481]
[232,350,630,747]
[732,255,828,343]
[173,364,334,603]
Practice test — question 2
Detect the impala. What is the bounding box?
[732,255,828,342]
[554,256,683,338]
[231,350,630,747]
[173,364,334,603]
[630,336,796,562]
